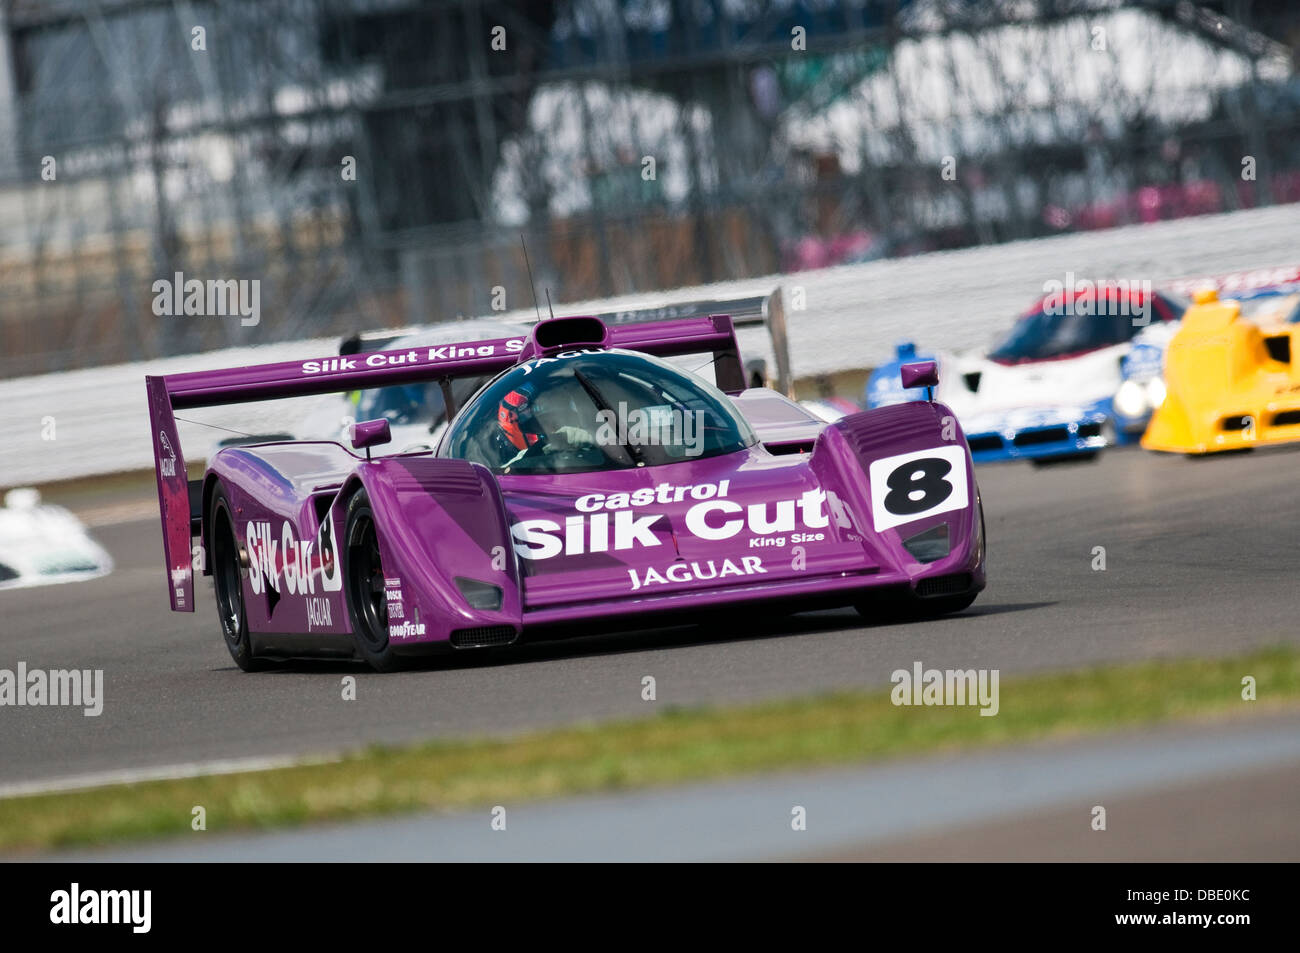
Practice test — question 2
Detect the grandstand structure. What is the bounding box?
[0,0,1297,373]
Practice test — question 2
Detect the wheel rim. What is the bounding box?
[348,513,388,650]
[212,509,243,644]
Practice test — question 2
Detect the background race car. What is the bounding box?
[148,314,986,672]
[1142,278,1300,455]
[0,488,113,591]
[867,286,1187,464]
[1120,267,1300,439]
[799,395,862,422]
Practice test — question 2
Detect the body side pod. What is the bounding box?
[345,457,522,649]
[202,443,356,643]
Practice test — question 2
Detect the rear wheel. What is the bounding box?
[210,484,268,671]
[343,489,408,672]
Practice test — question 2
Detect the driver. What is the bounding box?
[497,379,596,464]
[497,384,544,452]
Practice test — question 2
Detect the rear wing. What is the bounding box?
[339,287,793,396]
[146,314,744,611]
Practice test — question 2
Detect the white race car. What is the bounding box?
[0,488,114,590]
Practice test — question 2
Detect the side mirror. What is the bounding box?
[900,360,939,393]
[350,419,392,458]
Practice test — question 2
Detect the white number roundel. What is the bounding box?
[867,445,968,532]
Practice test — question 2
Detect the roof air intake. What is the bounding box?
[531,316,609,356]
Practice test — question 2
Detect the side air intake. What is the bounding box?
[450,626,519,649]
[916,573,973,598]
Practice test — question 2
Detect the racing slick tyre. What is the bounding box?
[1030,452,1098,467]
[910,589,979,617]
[210,484,270,672]
[855,582,978,623]
[1187,447,1253,458]
[343,489,409,672]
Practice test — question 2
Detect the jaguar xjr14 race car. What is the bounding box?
[147,314,985,671]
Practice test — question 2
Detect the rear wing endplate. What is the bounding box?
[589,288,792,396]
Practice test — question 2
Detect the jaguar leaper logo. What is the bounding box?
[159,431,177,477]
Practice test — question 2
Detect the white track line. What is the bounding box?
[0,753,341,800]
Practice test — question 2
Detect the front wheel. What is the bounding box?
[855,585,979,623]
[343,489,408,672]
[909,590,979,617]
[1030,451,1098,467]
[857,501,985,622]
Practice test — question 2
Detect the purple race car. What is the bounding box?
[147,314,985,672]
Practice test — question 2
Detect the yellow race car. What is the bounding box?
[1143,287,1300,454]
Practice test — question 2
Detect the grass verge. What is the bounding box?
[3,646,1297,853]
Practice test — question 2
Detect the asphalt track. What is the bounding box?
[3,444,1299,794]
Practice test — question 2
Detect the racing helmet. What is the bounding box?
[497,382,545,451]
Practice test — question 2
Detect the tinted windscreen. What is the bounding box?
[441,350,756,474]
[990,300,1143,362]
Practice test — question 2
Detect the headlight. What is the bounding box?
[455,577,503,610]
[902,524,950,564]
[1114,379,1148,419]
[1145,377,1166,408]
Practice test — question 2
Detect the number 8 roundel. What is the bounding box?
[867,445,969,533]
